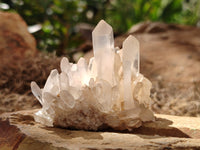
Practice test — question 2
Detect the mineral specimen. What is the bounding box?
[31,20,154,131]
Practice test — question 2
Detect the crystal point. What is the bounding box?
[92,20,113,37]
[92,20,114,85]
[123,35,140,75]
[60,57,70,73]
[122,35,140,109]
[31,81,42,105]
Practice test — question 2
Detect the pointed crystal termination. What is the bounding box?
[123,35,140,75]
[122,35,140,110]
[31,20,154,131]
[92,20,115,85]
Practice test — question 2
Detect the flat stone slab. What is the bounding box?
[0,109,200,150]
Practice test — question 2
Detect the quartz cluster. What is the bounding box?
[31,20,154,131]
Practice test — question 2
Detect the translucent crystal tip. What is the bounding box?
[92,20,113,35]
[123,35,139,61]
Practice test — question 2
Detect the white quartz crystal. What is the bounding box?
[92,20,115,85]
[31,20,154,131]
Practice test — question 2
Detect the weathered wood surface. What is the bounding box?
[0,109,200,150]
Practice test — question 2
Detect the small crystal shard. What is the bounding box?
[31,20,154,131]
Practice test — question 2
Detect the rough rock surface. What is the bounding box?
[1,109,200,150]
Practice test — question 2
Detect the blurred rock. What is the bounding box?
[0,11,37,58]
[0,12,42,114]
[128,22,183,34]
[116,22,200,84]
[1,110,200,149]
[75,23,94,41]
[128,21,151,34]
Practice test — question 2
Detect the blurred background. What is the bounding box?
[0,0,200,56]
[0,0,199,117]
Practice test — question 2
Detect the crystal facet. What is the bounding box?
[122,35,140,109]
[92,20,115,85]
[31,20,154,131]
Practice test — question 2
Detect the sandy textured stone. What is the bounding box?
[0,11,37,57]
[0,109,200,150]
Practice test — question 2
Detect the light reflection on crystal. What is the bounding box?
[123,35,140,109]
[31,20,154,131]
[92,20,115,85]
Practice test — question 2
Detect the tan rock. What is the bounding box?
[0,11,37,58]
[0,12,41,115]
[115,22,200,84]
[0,109,200,149]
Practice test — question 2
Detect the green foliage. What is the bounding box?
[1,0,86,55]
[105,0,200,33]
[0,0,199,55]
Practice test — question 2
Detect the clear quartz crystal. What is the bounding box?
[31,20,154,131]
[122,35,140,109]
[92,20,115,85]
